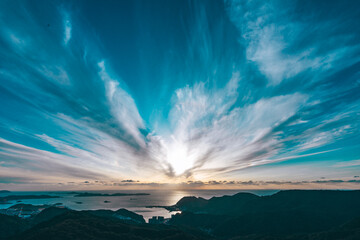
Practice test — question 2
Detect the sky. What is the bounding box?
[0,0,360,190]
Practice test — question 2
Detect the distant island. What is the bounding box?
[0,190,11,193]
[73,192,150,197]
[0,195,60,204]
[146,205,178,211]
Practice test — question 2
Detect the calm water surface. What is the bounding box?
[0,189,278,220]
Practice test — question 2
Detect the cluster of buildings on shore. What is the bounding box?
[148,213,178,224]
[148,216,166,224]
[0,204,62,219]
[0,206,45,218]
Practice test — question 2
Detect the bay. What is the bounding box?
[0,189,278,220]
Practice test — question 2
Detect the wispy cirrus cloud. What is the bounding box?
[0,2,155,184]
[98,60,146,147]
[334,160,360,168]
[142,0,360,179]
[0,138,106,182]
[149,79,309,178]
[63,11,72,45]
[226,0,360,85]
[0,0,359,189]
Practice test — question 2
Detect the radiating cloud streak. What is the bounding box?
[0,138,106,182]
[0,0,359,189]
[97,61,146,147]
[149,78,309,178]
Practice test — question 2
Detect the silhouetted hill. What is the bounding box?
[170,190,360,238]
[175,197,208,212]
[84,208,145,224]
[115,208,146,223]
[1,205,209,239]
[173,192,259,214]
[32,207,69,225]
[0,214,29,239]
[229,217,360,240]
[174,190,360,216]
[11,211,210,240]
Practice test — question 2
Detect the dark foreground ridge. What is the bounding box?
[169,190,360,239]
[1,190,360,239]
[0,206,208,240]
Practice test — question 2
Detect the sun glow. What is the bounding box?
[166,141,194,176]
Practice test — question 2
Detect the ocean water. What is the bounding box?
[0,189,278,221]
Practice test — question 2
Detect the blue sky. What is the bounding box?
[1,0,360,190]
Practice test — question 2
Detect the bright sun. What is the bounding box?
[167,142,194,176]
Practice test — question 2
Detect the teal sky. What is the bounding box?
[0,0,360,190]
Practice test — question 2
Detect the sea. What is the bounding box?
[0,189,278,221]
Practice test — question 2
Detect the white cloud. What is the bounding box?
[148,74,309,178]
[1,1,359,187]
[226,0,358,85]
[63,12,71,45]
[334,160,360,167]
[98,61,146,147]
[0,137,105,182]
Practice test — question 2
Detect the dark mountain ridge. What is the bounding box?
[7,210,210,240]
[174,190,360,215]
[169,190,360,238]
